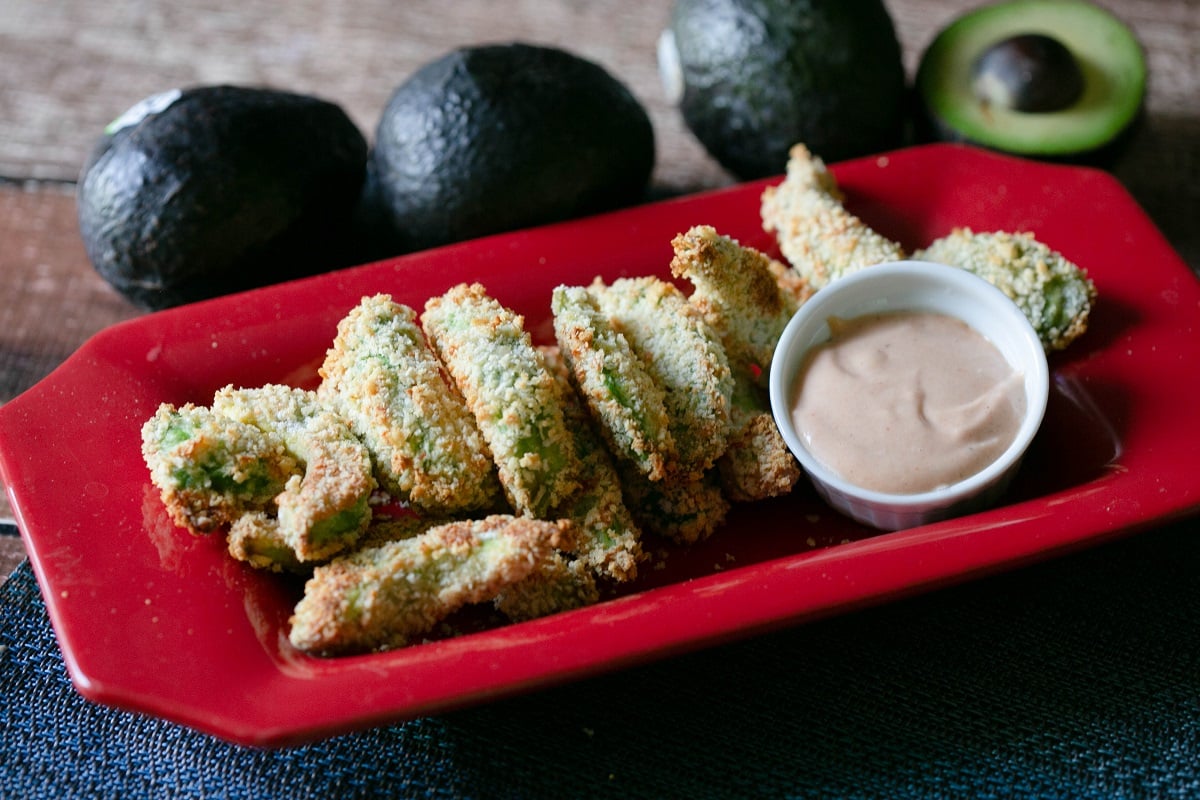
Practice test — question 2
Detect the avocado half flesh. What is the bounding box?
[916,0,1146,160]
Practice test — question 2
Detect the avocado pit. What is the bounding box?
[971,33,1085,113]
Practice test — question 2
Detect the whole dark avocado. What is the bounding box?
[915,0,1147,163]
[659,0,907,180]
[365,43,655,254]
[77,85,368,310]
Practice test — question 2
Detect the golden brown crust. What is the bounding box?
[670,223,806,378]
[493,551,600,622]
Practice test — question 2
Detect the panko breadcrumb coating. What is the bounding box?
[915,228,1096,352]
[761,144,905,289]
[210,384,375,562]
[668,225,804,502]
[319,294,501,514]
[422,283,581,518]
[718,411,803,503]
[593,276,734,481]
[353,512,450,552]
[226,511,305,574]
[493,551,600,622]
[288,515,570,655]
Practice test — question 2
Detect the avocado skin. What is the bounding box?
[669,0,906,180]
[78,85,368,310]
[367,43,655,254]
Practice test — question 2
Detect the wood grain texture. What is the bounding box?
[1,0,1197,574]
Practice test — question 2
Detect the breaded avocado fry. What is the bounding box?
[617,461,730,546]
[593,276,734,481]
[719,405,804,503]
[289,515,569,655]
[666,225,803,502]
[421,283,581,518]
[542,345,643,583]
[761,144,906,289]
[141,403,299,535]
[227,511,305,574]
[670,224,804,380]
[211,384,375,562]
[915,227,1096,352]
[552,284,675,482]
[319,294,501,514]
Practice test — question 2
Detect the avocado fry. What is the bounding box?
[421,283,581,518]
[210,384,375,562]
[592,276,734,482]
[718,401,804,503]
[617,460,730,546]
[141,402,299,535]
[551,284,675,482]
[664,225,804,502]
[915,227,1096,352]
[319,294,501,514]
[760,143,906,289]
[541,345,644,583]
[226,511,305,574]
[669,224,808,381]
[288,515,570,655]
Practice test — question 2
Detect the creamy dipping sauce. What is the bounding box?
[790,311,1026,495]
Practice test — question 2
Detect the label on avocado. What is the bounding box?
[105,89,183,135]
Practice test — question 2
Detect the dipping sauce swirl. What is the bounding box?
[790,311,1026,495]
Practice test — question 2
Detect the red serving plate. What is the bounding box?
[2,144,1198,747]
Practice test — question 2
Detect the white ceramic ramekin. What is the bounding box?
[769,260,1049,531]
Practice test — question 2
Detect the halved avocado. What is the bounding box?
[915,0,1146,162]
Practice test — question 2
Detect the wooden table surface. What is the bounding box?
[1,0,1197,577]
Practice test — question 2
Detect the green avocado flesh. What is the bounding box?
[916,0,1146,157]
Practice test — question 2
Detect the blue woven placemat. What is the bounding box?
[3,518,1199,799]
